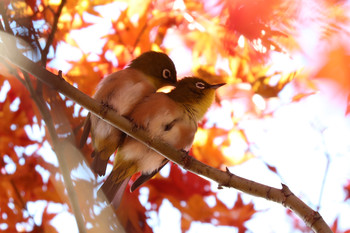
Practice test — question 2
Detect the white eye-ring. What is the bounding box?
[195,82,206,89]
[162,69,171,79]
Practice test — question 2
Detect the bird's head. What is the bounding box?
[168,77,225,120]
[128,51,177,88]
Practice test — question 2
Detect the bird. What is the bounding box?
[99,77,225,208]
[82,51,177,176]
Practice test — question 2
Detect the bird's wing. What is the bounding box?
[129,93,181,130]
[126,93,198,190]
[99,157,138,209]
[130,159,169,192]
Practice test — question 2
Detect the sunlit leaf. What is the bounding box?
[117,188,152,233]
[315,46,350,93]
[344,180,350,201]
[292,92,317,102]
[147,164,213,208]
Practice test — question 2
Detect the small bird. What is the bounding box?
[84,51,177,176]
[99,77,225,208]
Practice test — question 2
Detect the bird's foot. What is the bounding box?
[180,149,192,169]
[100,101,115,118]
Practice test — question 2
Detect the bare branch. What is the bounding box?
[0,40,333,233]
[0,2,14,34]
[0,36,87,233]
[42,0,67,64]
[22,71,87,233]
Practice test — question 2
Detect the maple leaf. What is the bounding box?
[147,164,213,209]
[223,0,294,55]
[344,180,350,201]
[66,55,102,95]
[180,194,213,231]
[264,162,278,175]
[346,94,350,116]
[188,21,226,67]
[286,209,311,232]
[214,194,257,232]
[315,46,350,94]
[40,206,59,233]
[192,127,231,168]
[292,92,317,102]
[0,98,34,162]
[117,188,153,233]
[179,193,257,232]
[252,71,296,98]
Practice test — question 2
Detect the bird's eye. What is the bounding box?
[195,82,206,89]
[162,69,171,79]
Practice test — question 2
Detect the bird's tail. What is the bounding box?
[98,160,137,209]
[91,151,109,176]
[130,159,169,192]
[99,174,130,209]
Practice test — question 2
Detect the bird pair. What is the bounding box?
[82,51,224,208]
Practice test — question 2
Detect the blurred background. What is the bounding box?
[1,0,350,232]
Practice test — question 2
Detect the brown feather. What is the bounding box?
[79,113,91,149]
[130,159,169,192]
[99,175,130,209]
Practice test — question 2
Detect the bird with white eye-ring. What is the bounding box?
[81,51,177,177]
[99,77,225,209]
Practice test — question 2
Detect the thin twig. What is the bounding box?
[132,20,149,53]
[28,24,44,55]
[0,2,13,34]
[317,152,330,211]
[0,20,4,31]
[41,0,67,64]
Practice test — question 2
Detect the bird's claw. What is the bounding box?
[100,101,114,118]
[180,149,192,169]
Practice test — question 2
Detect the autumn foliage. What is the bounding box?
[1,0,350,232]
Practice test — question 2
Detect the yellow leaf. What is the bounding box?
[127,0,152,24]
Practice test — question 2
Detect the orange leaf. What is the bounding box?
[214,194,257,232]
[346,94,350,116]
[147,164,213,210]
[292,92,317,102]
[117,188,152,233]
[344,180,350,201]
[264,162,278,175]
[192,127,231,168]
[315,46,350,92]
[180,194,212,231]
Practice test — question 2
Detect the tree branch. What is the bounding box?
[21,71,87,233]
[0,38,333,233]
[41,0,67,64]
[0,2,13,34]
[0,36,87,233]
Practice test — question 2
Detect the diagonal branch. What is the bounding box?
[0,39,333,233]
[0,37,87,233]
[21,71,87,233]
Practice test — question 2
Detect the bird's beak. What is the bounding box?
[209,83,225,89]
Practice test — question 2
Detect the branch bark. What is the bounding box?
[1,36,87,233]
[0,40,333,233]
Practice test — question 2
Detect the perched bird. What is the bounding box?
[84,51,177,176]
[100,77,225,208]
